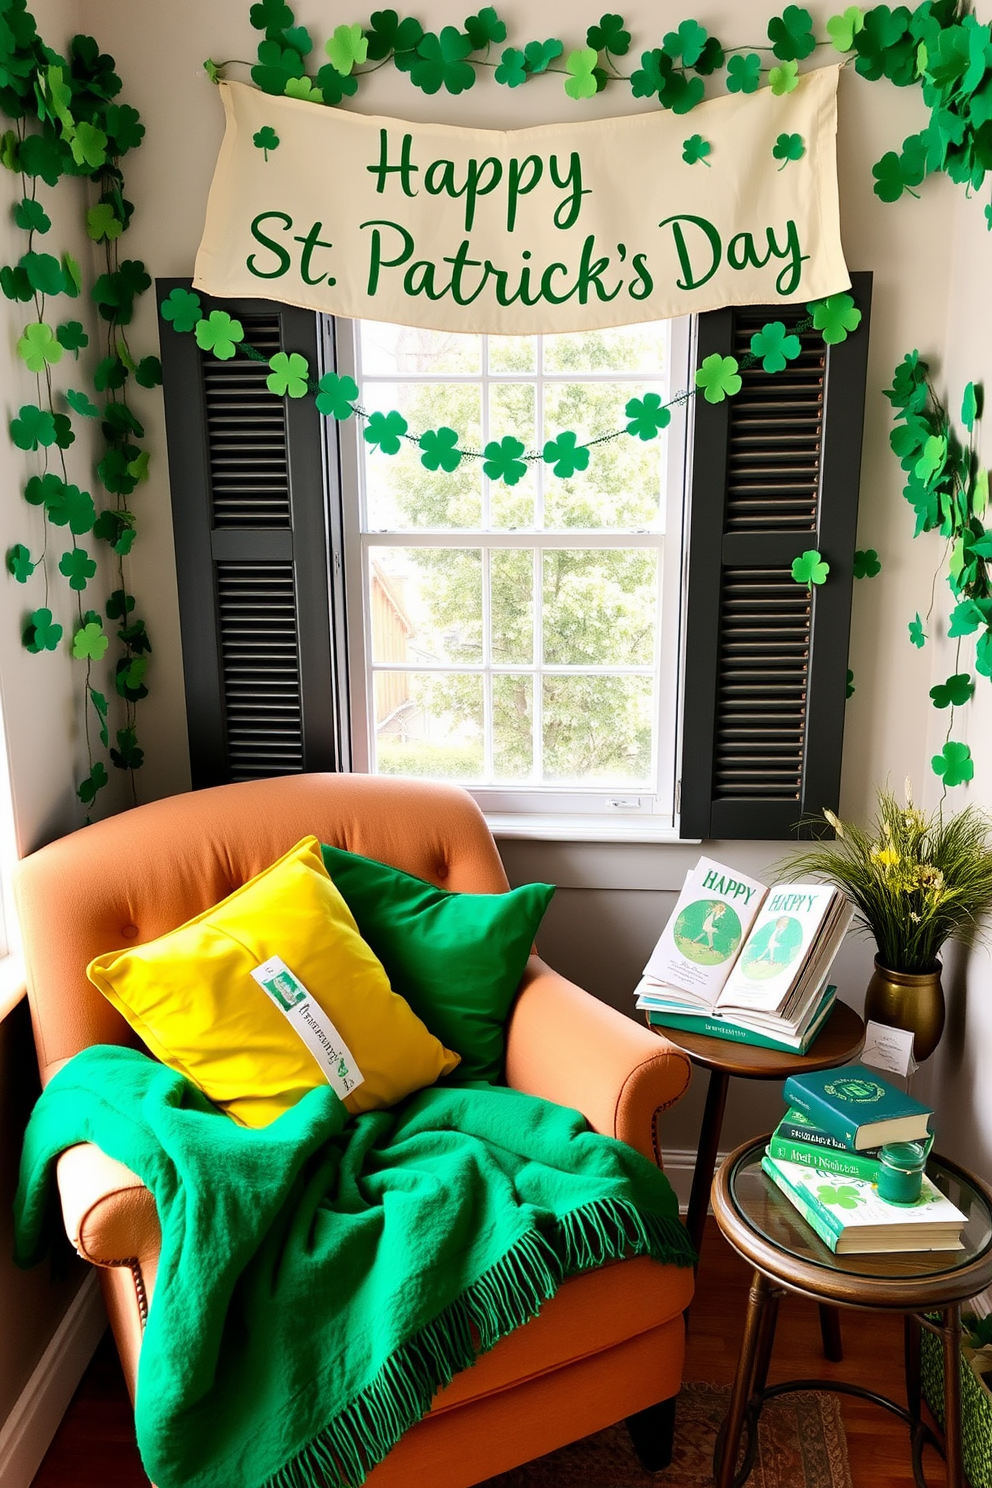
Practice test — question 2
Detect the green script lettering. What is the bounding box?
[629,252,654,301]
[658,214,721,292]
[575,233,622,304]
[247,211,293,279]
[361,219,415,294]
[366,129,419,197]
[549,152,591,230]
[768,220,809,295]
[442,240,487,305]
[293,221,336,286]
[506,155,542,232]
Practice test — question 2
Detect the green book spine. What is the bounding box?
[761,1155,841,1251]
[646,1002,829,1054]
[767,1134,880,1183]
[777,1109,882,1158]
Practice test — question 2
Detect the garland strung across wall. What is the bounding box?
[1,11,157,814]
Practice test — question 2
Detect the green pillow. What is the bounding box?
[320,844,554,1084]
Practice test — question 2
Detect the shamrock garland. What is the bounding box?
[206,2,992,224]
[886,351,989,790]
[160,286,862,478]
[0,12,155,813]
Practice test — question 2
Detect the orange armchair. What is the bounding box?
[15,774,693,1486]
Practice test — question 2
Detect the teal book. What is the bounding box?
[646,986,835,1055]
[767,1130,880,1184]
[776,1107,882,1158]
[782,1063,932,1151]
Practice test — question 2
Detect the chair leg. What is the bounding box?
[626,1393,678,1472]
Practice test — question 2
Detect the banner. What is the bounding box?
[194,68,849,334]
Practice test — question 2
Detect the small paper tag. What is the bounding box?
[251,957,364,1101]
[860,1020,918,1078]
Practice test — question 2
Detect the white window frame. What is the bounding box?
[334,317,692,839]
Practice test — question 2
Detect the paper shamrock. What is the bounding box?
[791,549,830,586]
[846,668,855,698]
[46,482,95,535]
[931,741,974,788]
[768,59,799,95]
[283,78,323,103]
[808,293,862,345]
[90,687,109,748]
[768,6,816,61]
[908,613,927,647]
[750,321,801,373]
[62,253,82,299]
[986,202,992,232]
[974,469,989,519]
[564,47,599,100]
[682,134,711,166]
[978,630,992,680]
[826,7,866,52]
[116,655,149,702]
[195,310,244,361]
[543,431,590,478]
[852,548,881,578]
[70,121,108,172]
[249,0,293,34]
[10,404,57,450]
[23,607,63,654]
[64,389,99,420]
[410,29,476,95]
[948,597,991,637]
[86,203,123,242]
[315,371,358,419]
[625,392,671,440]
[524,39,562,72]
[253,126,280,160]
[17,322,63,373]
[930,673,974,709]
[915,434,947,487]
[57,321,88,356]
[588,13,631,56]
[111,726,145,772]
[15,197,51,234]
[252,39,306,95]
[72,621,110,662]
[482,435,528,486]
[419,427,462,473]
[6,544,35,583]
[325,23,369,75]
[77,761,109,807]
[364,11,424,60]
[961,382,982,433]
[662,19,707,66]
[364,409,409,454]
[726,52,762,93]
[21,251,64,295]
[267,351,310,398]
[494,47,528,86]
[695,353,742,404]
[161,287,202,333]
[465,7,507,48]
[772,132,805,168]
[59,549,97,592]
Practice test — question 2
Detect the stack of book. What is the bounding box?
[634,857,854,1053]
[762,1065,967,1254]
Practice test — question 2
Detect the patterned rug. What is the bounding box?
[479,1381,854,1488]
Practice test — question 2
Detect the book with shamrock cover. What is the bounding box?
[642,984,836,1055]
[639,857,767,1007]
[761,1153,966,1254]
[782,1064,932,1150]
[768,1107,881,1183]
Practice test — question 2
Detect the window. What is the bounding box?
[334,318,690,826]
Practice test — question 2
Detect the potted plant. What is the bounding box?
[786,785,992,1060]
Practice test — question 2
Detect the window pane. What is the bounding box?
[360,322,481,376]
[374,672,483,780]
[493,674,533,780]
[543,381,666,531]
[363,381,482,530]
[489,336,537,373]
[543,323,669,375]
[370,548,482,665]
[542,675,654,785]
[542,550,658,666]
[488,382,536,528]
[490,549,533,664]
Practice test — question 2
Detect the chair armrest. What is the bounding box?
[56,1142,160,1282]
[504,956,692,1165]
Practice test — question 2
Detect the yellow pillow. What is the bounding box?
[87,836,460,1126]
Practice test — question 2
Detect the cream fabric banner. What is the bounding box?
[194,68,848,334]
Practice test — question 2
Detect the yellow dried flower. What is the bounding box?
[872,847,900,868]
[823,808,844,837]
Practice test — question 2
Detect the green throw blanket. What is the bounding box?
[15,1046,693,1488]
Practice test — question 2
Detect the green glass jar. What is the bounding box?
[878,1140,928,1205]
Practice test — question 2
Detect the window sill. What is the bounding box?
[0,953,26,1023]
[486,813,700,845]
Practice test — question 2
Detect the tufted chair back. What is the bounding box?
[14,774,508,1086]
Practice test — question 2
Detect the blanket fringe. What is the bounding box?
[264,1199,694,1488]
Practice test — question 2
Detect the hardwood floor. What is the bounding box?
[32,1218,947,1487]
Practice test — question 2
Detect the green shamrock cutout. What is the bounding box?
[483,435,528,486]
[59,549,97,592]
[22,252,65,295]
[816,1183,861,1209]
[827,7,866,52]
[195,311,244,361]
[364,11,424,61]
[915,434,947,487]
[930,673,974,709]
[90,688,110,747]
[932,741,974,788]
[24,607,63,654]
[564,48,599,100]
[808,293,862,346]
[17,322,63,373]
[107,589,136,621]
[852,548,881,578]
[252,39,306,95]
[587,14,631,56]
[15,197,51,234]
[86,203,122,242]
[52,413,74,452]
[62,253,83,299]
[682,134,711,166]
[0,266,32,302]
[986,203,992,232]
[411,29,476,96]
[695,354,742,404]
[961,382,982,433]
[65,389,100,419]
[750,321,801,373]
[25,473,61,508]
[773,132,805,169]
[111,726,145,773]
[316,65,359,104]
[72,622,109,661]
[136,356,163,389]
[871,150,923,204]
[625,393,672,440]
[726,53,762,93]
[47,483,95,535]
[543,431,590,478]
[253,127,280,161]
[978,630,992,680]
[419,427,462,472]
[116,655,149,702]
[10,404,57,451]
[630,49,673,101]
[78,762,109,807]
[283,78,323,102]
[364,410,409,454]
[69,121,108,172]
[249,0,294,35]
[948,597,990,637]
[791,549,830,586]
[7,544,35,583]
[524,39,563,73]
[495,47,528,86]
[909,613,927,648]
[161,288,202,334]
[768,6,816,61]
[662,19,708,66]
[974,469,989,519]
[465,8,507,48]
[846,669,855,698]
[57,321,88,356]
[769,60,799,95]
[325,23,369,75]
[267,351,310,398]
[315,372,358,420]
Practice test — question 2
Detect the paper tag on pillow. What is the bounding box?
[251,957,365,1101]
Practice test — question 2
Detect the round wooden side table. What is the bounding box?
[711,1136,992,1488]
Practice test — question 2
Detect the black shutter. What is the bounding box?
[680,271,872,840]
[157,281,348,787]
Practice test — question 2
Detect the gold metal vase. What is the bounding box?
[864,955,945,1062]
